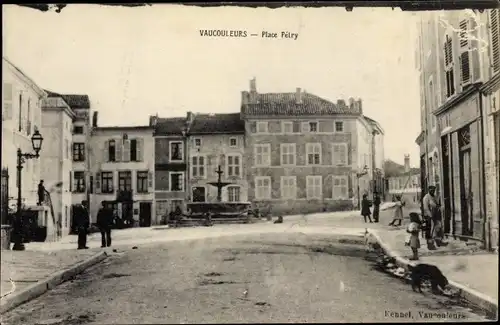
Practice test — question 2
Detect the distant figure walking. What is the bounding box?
[388,195,405,227]
[361,194,373,223]
[372,192,381,223]
[37,180,45,206]
[75,200,90,249]
[97,202,113,248]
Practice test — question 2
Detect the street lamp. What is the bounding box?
[12,129,44,251]
[356,165,369,210]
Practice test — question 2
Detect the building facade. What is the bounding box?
[152,115,189,223]
[386,155,421,209]
[40,95,75,237]
[415,9,500,249]
[240,78,384,215]
[187,113,248,203]
[89,122,155,226]
[2,57,47,211]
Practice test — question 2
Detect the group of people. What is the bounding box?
[359,185,446,261]
[72,200,115,249]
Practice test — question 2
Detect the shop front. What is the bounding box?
[436,89,486,242]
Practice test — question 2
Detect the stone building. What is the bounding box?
[151,115,189,223]
[386,155,421,209]
[89,118,155,226]
[240,78,384,215]
[415,9,499,249]
[187,113,247,203]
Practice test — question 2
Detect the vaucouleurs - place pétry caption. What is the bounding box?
[199,29,299,40]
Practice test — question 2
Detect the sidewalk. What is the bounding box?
[369,226,498,314]
[1,249,100,298]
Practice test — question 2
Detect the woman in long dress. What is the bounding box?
[388,195,405,227]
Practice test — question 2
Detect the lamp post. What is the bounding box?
[12,129,44,251]
[356,165,369,210]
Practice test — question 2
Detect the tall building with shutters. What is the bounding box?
[88,118,155,227]
[240,78,385,215]
[414,9,500,250]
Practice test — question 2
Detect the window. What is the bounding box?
[194,138,202,147]
[229,137,237,147]
[169,141,184,161]
[332,143,348,165]
[130,139,138,162]
[228,186,241,202]
[444,34,455,98]
[280,176,297,199]
[108,140,116,162]
[309,122,318,132]
[73,171,85,193]
[227,154,241,177]
[458,19,471,86]
[89,175,93,194]
[27,99,31,135]
[72,143,85,162]
[306,175,322,199]
[18,92,22,132]
[256,121,268,133]
[334,121,344,132]
[137,171,149,193]
[64,206,68,227]
[282,121,293,134]
[118,171,132,191]
[254,144,271,166]
[490,9,500,74]
[192,186,206,202]
[332,176,348,199]
[101,172,114,193]
[280,143,296,166]
[306,143,321,165]
[169,172,184,191]
[192,156,206,178]
[73,126,84,134]
[255,176,271,200]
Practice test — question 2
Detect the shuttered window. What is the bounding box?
[444,34,455,98]
[2,83,13,120]
[490,9,500,74]
[459,20,472,87]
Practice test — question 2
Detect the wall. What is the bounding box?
[244,117,359,215]
[2,59,45,208]
[187,134,248,202]
[71,107,90,208]
[387,174,421,208]
[89,128,155,223]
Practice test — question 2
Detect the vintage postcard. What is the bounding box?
[1,2,499,324]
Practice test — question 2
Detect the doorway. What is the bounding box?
[192,187,206,202]
[459,148,473,237]
[441,135,452,235]
[139,202,152,227]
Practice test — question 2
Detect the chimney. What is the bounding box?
[357,99,363,114]
[149,114,158,127]
[295,87,302,104]
[404,154,410,173]
[249,77,258,104]
[186,111,194,124]
[241,91,249,105]
[349,97,355,108]
[92,111,98,128]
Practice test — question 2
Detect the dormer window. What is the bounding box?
[309,122,318,132]
[194,138,202,147]
[108,140,116,162]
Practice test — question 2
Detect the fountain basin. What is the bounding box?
[187,202,252,218]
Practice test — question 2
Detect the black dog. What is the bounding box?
[274,216,283,224]
[409,263,449,294]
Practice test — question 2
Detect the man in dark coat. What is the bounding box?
[75,200,90,249]
[372,192,381,223]
[37,180,45,206]
[361,193,373,223]
[96,201,113,248]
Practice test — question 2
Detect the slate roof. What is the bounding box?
[154,117,188,136]
[241,92,362,116]
[364,116,384,134]
[189,113,245,135]
[45,90,91,109]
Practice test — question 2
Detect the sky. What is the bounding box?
[3,4,421,166]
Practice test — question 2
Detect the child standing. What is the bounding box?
[388,195,405,227]
[361,194,373,223]
[406,212,421,261]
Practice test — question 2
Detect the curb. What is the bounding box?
[367,230,498,317]
[0,251,108,315]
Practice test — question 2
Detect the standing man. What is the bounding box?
[37,180,45,206]
[75,200,90,249]
[372,192,381,223]
[97,201,113,248]
[422,185,438,250]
